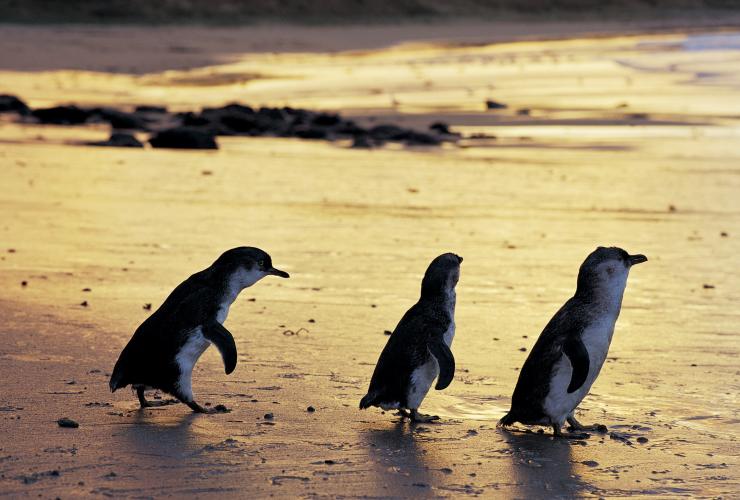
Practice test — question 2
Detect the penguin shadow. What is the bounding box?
[115,409,206,459]
[361,419,436,494]
[500,429,592,498]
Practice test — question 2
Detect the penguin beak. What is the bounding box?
[628,254,648,266]
[268,267,290,278]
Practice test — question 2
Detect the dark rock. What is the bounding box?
[517,108,531,116]
[90,108,147,130]
[218,113,263,134]
[89,132,144,148]
[351,135,373,149]
[149,127,218,150]
[0,94,30,115]
[312,113,341,127]
[32,105,90,125]
[180,112,213,127]
[57,417,79,428]
[485,99,507,110]
[307,406,315,412]
[134,105,168,113]
[333,120,366,137]
[264,413,274,420]
[258,106,286,122]
[383,330,392,335]
[429,121,451,134]
[369,124,406,141]
[403,131,441,146]
[293,126,328,140]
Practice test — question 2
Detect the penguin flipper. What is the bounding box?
[429,340,455,390]
[202,322,238,374]
[563,338,589,393]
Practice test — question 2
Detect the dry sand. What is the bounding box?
[0,23,739,498]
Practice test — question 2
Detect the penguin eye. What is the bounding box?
[258,260,265,268]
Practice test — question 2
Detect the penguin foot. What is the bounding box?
[410,409,440,423]
[146,399,180,408]
[395,409,412,419]
[552,424,589,440]
[567,416,607,433]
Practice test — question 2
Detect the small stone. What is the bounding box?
[720,231,728,237]
[57,417,79,428]
[703,284,715,289]
[485,99,507,110]
[80,301,88,307]
[519,347,527,352]
[21,281,27,287]
[308,319,315,323]
[383,330,392,335]
[82,288,91,292]
[324,459,335,465]
[213,404,230,413]
[307,406,315,412]
[637,436,649,444]
[581,460,599,467]
[264,413,274,420]
[143,303,152,310]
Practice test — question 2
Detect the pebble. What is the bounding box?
[307,406,315,412]
[57,417,79,428]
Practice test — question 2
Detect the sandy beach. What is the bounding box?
[1,21,739,498]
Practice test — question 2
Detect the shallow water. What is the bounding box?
[0,28,739,497]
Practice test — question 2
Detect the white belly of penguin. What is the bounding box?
[406,321,455,410]
[542,317,616,425]
[175,327,211,400]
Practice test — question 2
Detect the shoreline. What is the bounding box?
[2,16,740,75]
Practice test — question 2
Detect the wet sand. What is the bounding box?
[1,25,739,498]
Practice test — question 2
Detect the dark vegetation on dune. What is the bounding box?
[0,94,460,150]
[1,0,739,24]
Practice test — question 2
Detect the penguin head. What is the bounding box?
[420,252,463,298]
[576,246,646,299]
[213,247,289,289]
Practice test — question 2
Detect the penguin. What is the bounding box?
[360,253,462,423]
[109,247,289,413]
[499,246,647,437]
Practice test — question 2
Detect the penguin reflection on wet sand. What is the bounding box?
[110,247,289,413]
[360,253,462,423]
[499,247,647,438]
